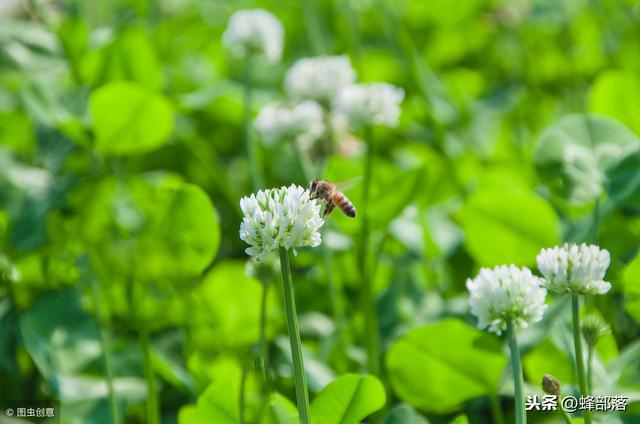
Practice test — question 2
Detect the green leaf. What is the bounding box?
[604,146,640,211]
[19,289,146,422]
[622,254,640,324]
[460,184,560,266]
[19,288,101,381]
[310,374,386,424]
[386,318,506,414]
[0,110,35,154]
[74,175,219,281]
[381,404,430,424]
[178,380,239,424]
[589,70,640,136]
[259,393,298,424]
[533,113,639,206]
[101,27,163,90]
[448,415,469,424]
[89,81,174,155]
[189,261,279,349]
[523,339,574,387]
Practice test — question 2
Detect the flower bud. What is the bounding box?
[542,374,561,396]
[581,315,611,347]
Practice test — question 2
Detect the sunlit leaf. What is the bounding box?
[460,184,560,266]
[178,380,238,424]
[589,70,640,136]
[386,318,506,414]
[533,114,639,206]
[74,175,219,281]
[310,374,386,424]
[259,393,298,424]
[189,261,279,349]
[89,81,174,155]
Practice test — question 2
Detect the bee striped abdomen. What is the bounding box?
[331,192,356,217]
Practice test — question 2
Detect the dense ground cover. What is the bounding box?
[1,0,640,423]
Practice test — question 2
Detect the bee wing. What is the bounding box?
[334,176,363,192]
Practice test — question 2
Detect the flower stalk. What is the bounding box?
[506,320,526,424]
[258,278,272,391]
[571,295,592,424]
[139,329,160,424]
[243,57,263,190]
[90,277,120,424]
[359,125,380,375]
[278,247,311,423]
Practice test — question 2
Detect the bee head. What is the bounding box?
[308,179,318,192]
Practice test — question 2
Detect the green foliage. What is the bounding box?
[2,0,640,423]
[386,319,506,413]
[89,82,174,155]
[310,374,386,424]
[589,70,640,136]
[259,393,298,424]
[188,261,280,350]
[533,114,639,206]
[461,183,561,266]
[72,175,219,281]
[178,380,239,424]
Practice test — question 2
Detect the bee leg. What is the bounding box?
[323,202,335,217]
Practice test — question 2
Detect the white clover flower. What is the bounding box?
[240,184,324,261]
[222,9,284,62]
[284,56,356,104]
[254,100,325,149]
[334,82,404,128]
[466,265,548,335]
[536,243,611,295]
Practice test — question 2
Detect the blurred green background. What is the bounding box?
[1,0,640,423]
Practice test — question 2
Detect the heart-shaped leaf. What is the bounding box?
[310,374,386,424]
[533,114,639,206]
[386,319,506,414]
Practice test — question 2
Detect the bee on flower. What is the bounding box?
[239,184,325,261]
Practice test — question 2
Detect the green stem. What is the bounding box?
[507,320,526,424]
[323,242,348,371]
[561,403,574,424]
[359,125,380,375]
[239,365,247,424]
[587,344,593,395]
[140,330,160,424]
[591,199,600,243]
[300,0,325,54]
[572,295,592,424]
[278,247,311,424]
[90,278,120,424]
[243,56,263,190]
[489,393,505,424]
[258,279,272,392]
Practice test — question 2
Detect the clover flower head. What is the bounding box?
[536,243,611,295]
[240,184,324,261]
[466,265,547,335]
[284,55,356,104]
[222,9,284,62]
[254,100,325,149]
[334,82,404,128]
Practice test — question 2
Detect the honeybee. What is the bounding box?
[308,177,361,218]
